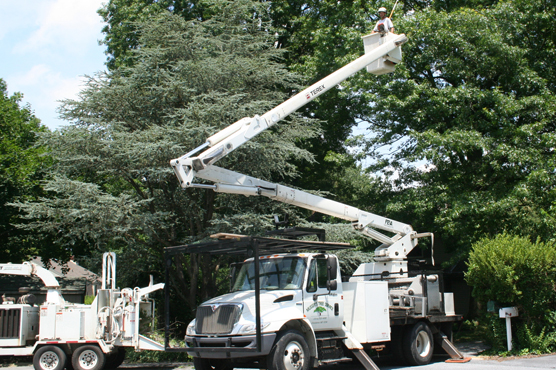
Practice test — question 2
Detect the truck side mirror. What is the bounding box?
[327,280,338,291]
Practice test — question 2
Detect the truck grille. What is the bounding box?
[195,304,242,334]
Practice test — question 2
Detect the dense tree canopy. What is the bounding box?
[354,0,556,258]
[15,1,321,315]
[0,79,50,262]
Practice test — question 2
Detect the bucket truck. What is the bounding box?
[0,253,164,370]
[168,32,465,370]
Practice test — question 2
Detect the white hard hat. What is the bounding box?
[378,7,387,13]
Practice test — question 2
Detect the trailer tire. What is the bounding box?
[72,345,106,370]
[192,358,233,370]
[34,346,67,370]
[104,348,126,370]
[402,322,434,366]
[268,330,310,370]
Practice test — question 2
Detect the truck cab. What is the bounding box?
[185,253,343,361]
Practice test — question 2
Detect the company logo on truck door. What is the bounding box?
[307,85,326,99]
[306,301,333,315]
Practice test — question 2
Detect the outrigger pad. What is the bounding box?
[446,357,472,363]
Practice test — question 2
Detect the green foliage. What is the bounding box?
[354,1,556,257]
[16,2,319,326]
[98,0,249,70]
[466,233,556,353]
[270,0,389,201]
[84,295,96,305]
[466,233,556,317]
[0,79,51,262]
[515,320,556,355]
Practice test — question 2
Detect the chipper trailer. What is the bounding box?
[167,30,467,370]
[0,253,164,370]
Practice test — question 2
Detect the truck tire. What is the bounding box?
[72,345,106,370]
[402,322,434,366]
[104,348,126,369]
[192,358,233,370]
[268,330,310,370]
[34,346,67,370]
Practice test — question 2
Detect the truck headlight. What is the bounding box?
[239,322,270,334]
[186,319,196,336]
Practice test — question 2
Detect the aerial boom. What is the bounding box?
[171,33,408,188]
[170,33,427,262]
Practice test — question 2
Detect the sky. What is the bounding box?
[1,0,107,130]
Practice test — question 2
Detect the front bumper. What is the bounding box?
[185,333,277,359]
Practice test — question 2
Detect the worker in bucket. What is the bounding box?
[373,7,395,34]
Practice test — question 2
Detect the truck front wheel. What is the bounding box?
[72,345,106,370]
[402,322,434,366]
[34,346,67,370]
[268,330,310,370]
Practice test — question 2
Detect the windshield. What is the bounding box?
[232,257,306,291]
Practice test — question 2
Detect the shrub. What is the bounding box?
[466,233,556,319]
[465,233,556,353]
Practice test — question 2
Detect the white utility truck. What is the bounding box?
[0,253,164,370]
[168,32,465,370]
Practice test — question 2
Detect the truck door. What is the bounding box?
[303,256,343,330]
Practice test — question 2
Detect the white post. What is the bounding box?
[505,317,513,351]
[499,307,519,351]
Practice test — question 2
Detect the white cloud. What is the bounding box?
[12,64,51,86]
[9,64,88,129]
[13,0,105,56]
[1,0,107,129]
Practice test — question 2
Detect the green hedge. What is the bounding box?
[465,233,556,353]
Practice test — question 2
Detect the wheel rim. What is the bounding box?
[39,351,60,370]
[78,349,99,370]
[415,330,432,357]
[282,340,305,370]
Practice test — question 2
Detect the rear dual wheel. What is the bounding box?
[402,322,434,366]
[72,345,105,370]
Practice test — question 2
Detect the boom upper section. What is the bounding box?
[170,33,429,263]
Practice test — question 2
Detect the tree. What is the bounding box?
[269,0,385,199]
[98,0,393,211]
[0,79,51,262]
[98,0,263,70]
[355,1,556,258]
[15,2,319,319]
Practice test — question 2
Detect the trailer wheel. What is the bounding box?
[72,345,106,370]
[268,330,310,370]
[104,348,126,370]
[192,358,233,370]
[402,322,434,366]
[34,346,67,370]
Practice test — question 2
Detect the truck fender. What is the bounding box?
[277,319,317,361]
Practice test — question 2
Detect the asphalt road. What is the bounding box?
[4,355,556,370]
